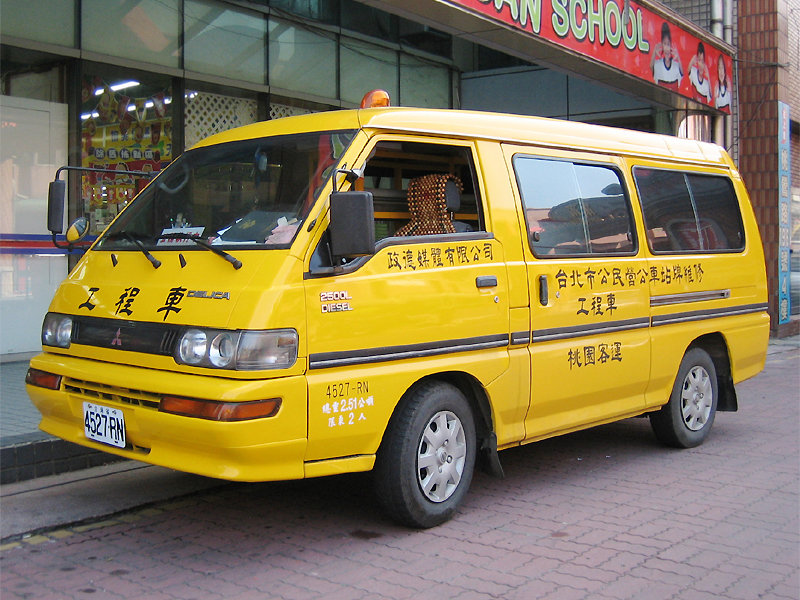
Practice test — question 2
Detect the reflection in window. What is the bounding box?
[633,169,696,252]
[269,18,336,98]
[82,0,181,68]
[340,38,398,106]
[341,0,396,39]
[0,0,76,47]
[400,55,450,108]
[514,157,634,256]
[96,131,356,250]
[272,0,338,24]
[686,174,744,250]
[185,0,266,84]
[634,168,744,252]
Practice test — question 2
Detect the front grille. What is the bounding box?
[71,315,181,356]
[64,377,161,410]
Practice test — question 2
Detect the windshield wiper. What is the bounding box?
[104,231,161,269]
[157,233,243,270]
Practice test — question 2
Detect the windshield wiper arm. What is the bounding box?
[158,233,243,270]
[117,231,161,269]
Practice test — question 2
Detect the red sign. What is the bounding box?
[447,0,733,113]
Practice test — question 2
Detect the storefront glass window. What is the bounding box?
[340,38,398,106]
[271,0,338,25]
[400,55,450,108]
[80,74,173,235]
[399,21,451,59]
[82,0,180,69]
[0,0,76,48]
[340,0,396,41]
[185,1,267,84]
[268,18,336,98]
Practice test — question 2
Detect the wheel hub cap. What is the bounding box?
[681,365,713,431]
[417,410,467,503]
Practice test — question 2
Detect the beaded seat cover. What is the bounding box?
[395,173,463,236]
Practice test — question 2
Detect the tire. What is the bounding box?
[373,381,477,528]
[650,347,718,448]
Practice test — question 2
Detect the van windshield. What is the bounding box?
[95,130,356,250]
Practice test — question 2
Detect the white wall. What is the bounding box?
[0,96,68,356]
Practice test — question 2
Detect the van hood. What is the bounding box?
[50,248,303,330]
[44,248,306,375]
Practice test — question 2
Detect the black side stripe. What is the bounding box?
[309,333,509,370]
[532,317,651,343]
[511,331,531,345]
[308,303,769,369]
[650,303,769,327]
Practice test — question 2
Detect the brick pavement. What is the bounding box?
[0,341,797,600]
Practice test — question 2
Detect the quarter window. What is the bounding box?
[634,168,744,252]
[514,156,635,257]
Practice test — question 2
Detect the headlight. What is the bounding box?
[174,328,297,370]
[208,332,236,368]
[178,329,207,365]
[42,313,73,348]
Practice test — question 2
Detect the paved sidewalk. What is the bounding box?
[0,338,797,599]
[0,462,223,540]
[1,359,124,484]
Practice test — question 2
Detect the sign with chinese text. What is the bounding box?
[778,101,791,323]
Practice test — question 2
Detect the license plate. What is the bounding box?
[83,402,126,449]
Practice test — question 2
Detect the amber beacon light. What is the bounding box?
[360,89,391,108]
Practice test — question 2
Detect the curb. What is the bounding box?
[0,433,126,484]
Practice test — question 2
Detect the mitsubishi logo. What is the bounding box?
[111,328,122,346]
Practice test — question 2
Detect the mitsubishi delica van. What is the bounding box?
[28,95,769,527]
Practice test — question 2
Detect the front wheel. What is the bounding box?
[373,381,476,528]
[650,347,718,448]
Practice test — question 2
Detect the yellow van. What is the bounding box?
[28,98,769,527]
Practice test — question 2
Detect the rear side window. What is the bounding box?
[514,155,635,257]
[633,168,744,253]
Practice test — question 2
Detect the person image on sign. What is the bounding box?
[688,42,712,102]
[651,22,683,87]
[714,54,731,109]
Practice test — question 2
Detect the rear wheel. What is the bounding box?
[374,381,476,528]
[650,347,718,448]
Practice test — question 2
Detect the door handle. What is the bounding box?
[476,275,498,288]
[538,275,548,306]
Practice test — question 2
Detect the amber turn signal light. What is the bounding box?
[160,396,281,421]
[25,368,62,390]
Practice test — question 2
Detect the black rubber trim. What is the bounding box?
[651,303,769,327]
[510,331,531,345]
[531,317,651,343]
[308,333,509,369]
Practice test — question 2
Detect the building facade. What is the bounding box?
[0,0,796,359]
[737,0,799,337]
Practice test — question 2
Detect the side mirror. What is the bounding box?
[329,191,375,258]
[47,180,66,234]
[66,217,89,244]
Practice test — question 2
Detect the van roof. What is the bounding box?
[194,106,732,167]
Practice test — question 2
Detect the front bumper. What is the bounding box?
[27,353,308,481]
